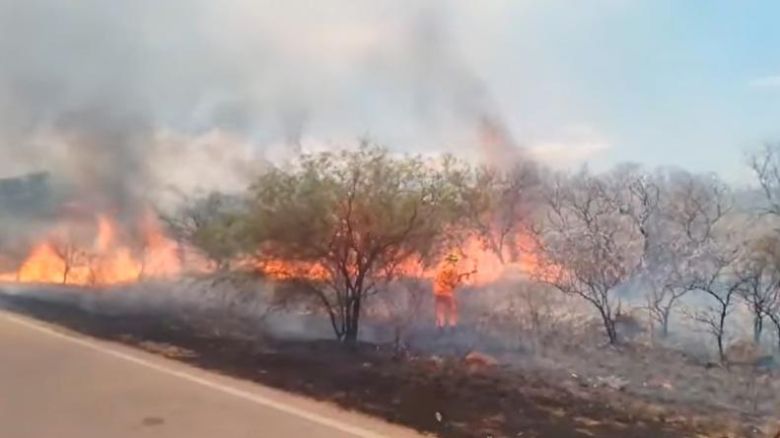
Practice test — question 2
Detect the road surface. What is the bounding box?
[0,309,421,438]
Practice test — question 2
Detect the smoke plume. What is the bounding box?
[0,0,522,212]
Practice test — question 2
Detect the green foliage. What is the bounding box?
[190,216,242,271]
[165,192,244,271]
[247,143,457,268]
[243,141,462,341]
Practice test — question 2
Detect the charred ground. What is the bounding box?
[0,287,752,438]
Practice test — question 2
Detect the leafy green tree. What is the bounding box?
[244,142,460,343]
[163,192,244,272]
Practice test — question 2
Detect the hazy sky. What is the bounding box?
[485,1,780,181]
[1,0,779,188]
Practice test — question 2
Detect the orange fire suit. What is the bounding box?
[434,265,461,328]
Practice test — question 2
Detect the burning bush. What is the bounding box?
[239,142,462,343]
[0,210,181,286]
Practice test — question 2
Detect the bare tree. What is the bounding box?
[733,234,780,349]
[644,169,730,338]
[734,236,780,344]
[747,144,780,350]
[645,172,743,362]
[685,250,743,364]
[533,166,657,344]
[49,238,83,284]
[49,225,88,284]
[448,159,540,264]
[767,301,780,352]
[748,143,780,217]
[646,276,690,339]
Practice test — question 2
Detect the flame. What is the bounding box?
[16,242,67,283]
[95,215,114,252]
[433,233,543,286]
[0,210,182,286]
[137,209,181,278]
[255,232,545,286]
[1,205,549,289]
[258,259,329,281]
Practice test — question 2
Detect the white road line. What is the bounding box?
[1,312,387,438]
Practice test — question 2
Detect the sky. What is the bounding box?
[1,0,779,191]
[488,1,780,181]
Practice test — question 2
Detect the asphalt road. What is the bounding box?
[0,309,420,438]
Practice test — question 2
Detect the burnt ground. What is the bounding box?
[0,292,747,438]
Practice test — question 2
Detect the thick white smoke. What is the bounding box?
[0,0,532,212]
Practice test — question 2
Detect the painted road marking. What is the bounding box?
[1,311,387,438]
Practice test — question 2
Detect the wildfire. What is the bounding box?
[0,243,64,283]
[0,209,547,288]
[257,259,330,281]
[0,211,181,286]
[255,233,544,285]
[456,234,542,286]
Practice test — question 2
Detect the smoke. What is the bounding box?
[0,0,523,216]
[402,8,521,165]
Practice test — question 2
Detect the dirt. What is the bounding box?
[0,292,747,438]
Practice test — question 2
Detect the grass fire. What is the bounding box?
[0,211,180,285]
[4,142,780,436]
[4,2,780,437]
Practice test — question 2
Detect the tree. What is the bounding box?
[766,298,780,352]
[649,172,742,363]
[48,222,90,284]
[447,159,540,264]
[747,144,780,350]
[748,143,780,217]
[645,266,691,340]
[162,192,244,272]
[49,235,84,284]
[242,143,459,343]
[644,169,729,338]
[736,236,780,345]
[533,166,657,344]
[685,244,743,364]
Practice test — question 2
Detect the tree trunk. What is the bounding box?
[767,314,780,351]
[62,265,70,284]
[606,318,618,345]
[716,333,725,364]
[343,294,362,344]
[717,308,727,363]
[776,322,780,352]
[344,326,359,342]
[310,284,343,341]
[598,306,618,345]
[496,249,506,265]
[660,307,671,338]
[753,314,764,345]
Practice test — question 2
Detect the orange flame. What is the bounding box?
[16,243,67,283]
[1,207,549,289]
[258,259,330,281]
[0,211,182,286]
[431,233,543,286]
[255,233,545,286]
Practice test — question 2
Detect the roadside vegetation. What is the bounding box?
[10,141,780,436]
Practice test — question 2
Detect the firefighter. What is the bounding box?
[433,252,476,329]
